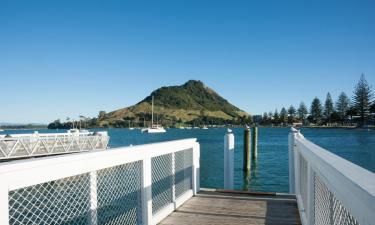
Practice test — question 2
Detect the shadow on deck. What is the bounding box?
[159,190,301,225]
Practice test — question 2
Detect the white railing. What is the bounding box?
[0,131,109,159]
[289,128,375,225]
[0,138,200,225]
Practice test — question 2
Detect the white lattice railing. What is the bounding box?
[0,138,200,225]
[289,128,375,225]
[0,131,109,160]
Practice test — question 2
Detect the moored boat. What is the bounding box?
[141,96,166,133]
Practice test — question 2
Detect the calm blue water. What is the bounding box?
[2,128,374,193]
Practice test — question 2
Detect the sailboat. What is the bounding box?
[141,96,166,133]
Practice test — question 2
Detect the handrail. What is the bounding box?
[0,131,109,159]
[0,138,200,225]
[289,128,375,225]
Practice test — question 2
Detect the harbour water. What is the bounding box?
[1,128,374,193]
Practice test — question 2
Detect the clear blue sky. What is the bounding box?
[1,0,374,123]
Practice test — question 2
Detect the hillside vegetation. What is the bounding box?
[98,80,251,127]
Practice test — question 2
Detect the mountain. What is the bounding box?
[97,80,251,127]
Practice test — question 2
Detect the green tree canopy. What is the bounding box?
[288,105,296,124]
[324,93,334,123]
[280,107,288,125]
[353,74,373,127]
[273,109,280,124]
[310,97,323,124]
[335,92,349,123]
[371,102,375,113]
[297,102,308,122]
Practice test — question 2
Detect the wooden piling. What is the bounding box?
[243,128,251,172]
[252,127,258,159]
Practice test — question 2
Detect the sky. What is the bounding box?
[1,0,374,123]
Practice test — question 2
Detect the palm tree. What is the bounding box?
[79,115,86,129]
[66,117,71,128]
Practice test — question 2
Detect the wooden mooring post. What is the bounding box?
[252,127,258,159]
[243,128,251,173]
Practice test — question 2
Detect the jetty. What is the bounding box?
[0,129,109,160]
[0,128,373,225]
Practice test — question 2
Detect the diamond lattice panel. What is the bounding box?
[9,174,91,225]
[97,161,143,225]
[314,175,360,225]
[175,149,193,198]
[299,154,308,208]
[151,153,173,214]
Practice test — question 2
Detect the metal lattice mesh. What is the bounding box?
[97,161,143,225]
[152,153,173,214]
[0,135,109,160]
[299,154,308,209]
[174,149,193,198]
[314,175,360,225]
[9,173,91,225]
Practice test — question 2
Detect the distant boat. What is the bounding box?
[0,129,4,132]
[128,121,134,130]
[142,96,166,133]
[202,126,208,130]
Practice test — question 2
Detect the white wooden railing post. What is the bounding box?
[142,157,153,225]
[89,171,98,225]
[307,164,315,225]
[192,142,200,195]
[0,184,9,225]
[224,131,234,189]
[288,127,298,194]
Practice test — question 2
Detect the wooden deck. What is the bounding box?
[159,190,301,225]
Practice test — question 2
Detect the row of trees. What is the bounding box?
[259,74,375,127]
[47,115,96,129]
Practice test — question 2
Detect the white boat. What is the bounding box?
[142,124,166,133]
[141,96,166,133]
[0,129,4,132]
[202,126,208,130]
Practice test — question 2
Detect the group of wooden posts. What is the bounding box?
[224,127,258,189]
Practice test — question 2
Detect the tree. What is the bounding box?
[347,103,357,126]
[66,117,72,128]
[297,102,308,124]
[324,93,334,124]
[288,105,296,124]
[310,97,323,125]
[98,111,106,120]
[335,92,350,124]
[273,109,280,125]
[79,115,86,129]
[371,102,375,113]
[280,107,288,125]
[262,112,269,125]
[353,74,373,127]
[371,103,375,124]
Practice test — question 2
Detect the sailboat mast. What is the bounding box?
[152,95,154,125]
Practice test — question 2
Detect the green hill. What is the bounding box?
[98,80,251,127]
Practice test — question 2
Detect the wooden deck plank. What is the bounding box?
[159,191,301,225]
